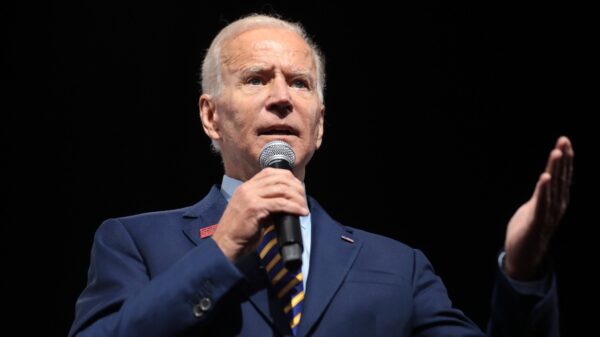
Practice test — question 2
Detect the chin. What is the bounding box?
[259,134,299,143]
[258,135,302,152]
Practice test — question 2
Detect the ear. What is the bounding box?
[315,104,325,149]
[199,94,221,142]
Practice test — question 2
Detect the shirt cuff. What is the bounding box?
[497,251,551,297]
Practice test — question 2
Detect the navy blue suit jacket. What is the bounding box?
[69,186,559,337]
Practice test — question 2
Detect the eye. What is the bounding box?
[291,78,309,89]
[246,76,264,86]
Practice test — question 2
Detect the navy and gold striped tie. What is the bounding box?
[258,224,304,335]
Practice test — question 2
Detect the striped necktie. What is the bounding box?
[258,224,304,335]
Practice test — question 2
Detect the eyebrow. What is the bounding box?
[240,66,271,75]
[289,69,312,78]
[240,65,313,79]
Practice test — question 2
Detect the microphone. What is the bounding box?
[259,140,303,270]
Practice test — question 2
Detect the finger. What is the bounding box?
[547,149,562,211]
[551,149,564,211]
[255,168,305,189]
[264,197,310,217]
[562,137,575,195]
[253,167,296,181]
[253,176,306,202]
[247,169,307,213]
[559,148,570,209]
[248,173,307,210]
[260,185,308,209]
[548,149,563,214]
[532,172,552,226]
[544,141,561,173]
[561,137,574,217]
[550,136,573,214]
[565,153,573,205]
[555,136,574,178]
[555,135,571,151]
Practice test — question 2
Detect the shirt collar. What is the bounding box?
[220,175,243,201]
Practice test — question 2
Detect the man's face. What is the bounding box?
[200,28,324,181]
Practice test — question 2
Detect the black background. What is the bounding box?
[6,1,595,336]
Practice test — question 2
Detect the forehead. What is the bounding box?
[221,28,315,73]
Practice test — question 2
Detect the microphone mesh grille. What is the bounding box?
[259,140,296,169]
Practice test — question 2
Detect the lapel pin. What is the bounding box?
[341,235,354,243]
[200,224,218,238]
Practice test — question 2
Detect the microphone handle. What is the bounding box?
[274,213,303,270]
[268,159,303,270]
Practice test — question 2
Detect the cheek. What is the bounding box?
[219,99,256,133]
[230,95,263,125]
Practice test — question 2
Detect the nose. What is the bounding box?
[266,75,292,117]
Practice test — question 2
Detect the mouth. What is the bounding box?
[257,125,300,137]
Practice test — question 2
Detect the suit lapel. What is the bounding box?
[297,198,362,337]
[181,185,227,246]
[181,185,284,335]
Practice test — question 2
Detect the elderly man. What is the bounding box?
[69,14,573,337]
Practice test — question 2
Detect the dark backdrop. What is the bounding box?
[6,1,595,336]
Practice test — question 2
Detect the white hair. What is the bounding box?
[201,14,326,102]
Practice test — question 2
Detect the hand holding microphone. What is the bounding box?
[212,141,307,267]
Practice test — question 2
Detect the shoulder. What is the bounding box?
[94,205,196,243]
[309,197,421,276]
[342,225,441,288]
[349,226,413,252]
[96,185,223,237]
[347,226,418,262]
[114,206,194,228]
[309,196,417,258]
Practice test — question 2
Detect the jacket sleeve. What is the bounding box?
[487,264,560,337]
[410,249,486,337]
[68,218,245,337]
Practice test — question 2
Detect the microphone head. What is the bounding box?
[259,140,296,169]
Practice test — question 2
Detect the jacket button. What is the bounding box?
[193,297,212,318]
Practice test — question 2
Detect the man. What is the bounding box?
[69,14,574,337]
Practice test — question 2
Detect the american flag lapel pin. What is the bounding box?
[200,224,218,238]
[341,235,354,243]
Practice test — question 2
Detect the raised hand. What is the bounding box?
[504,136,574,280]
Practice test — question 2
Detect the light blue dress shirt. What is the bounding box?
[220,175,311,290]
